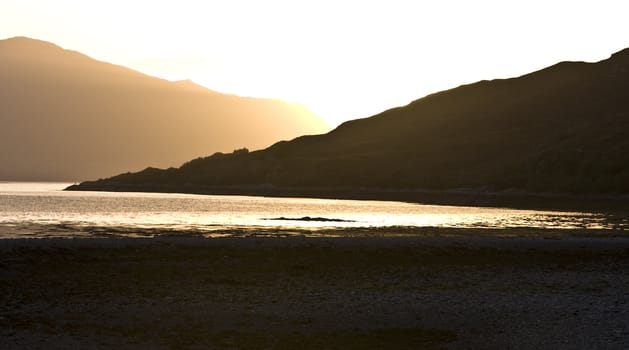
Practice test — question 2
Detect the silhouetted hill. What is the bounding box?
[70,47,629,207]
[0,37,329,181]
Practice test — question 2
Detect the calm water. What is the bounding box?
[0,182,626,238]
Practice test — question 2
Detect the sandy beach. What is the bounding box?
[2,230,629,349]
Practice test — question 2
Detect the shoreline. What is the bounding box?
[2,224,629,240]
[65,183,629,212]
[3,233,629,349]
[3,232,629,247]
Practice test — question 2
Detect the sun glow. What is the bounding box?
[2,0,628,126]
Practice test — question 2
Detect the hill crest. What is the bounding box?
[69,45,629,205]
[0,37,329,181]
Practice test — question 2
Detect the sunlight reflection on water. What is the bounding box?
[0,182,626,238]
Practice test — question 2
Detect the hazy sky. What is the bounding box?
[2,0,628,126]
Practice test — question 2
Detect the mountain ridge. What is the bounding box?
[0,37,329,181]
[69,46,629,209]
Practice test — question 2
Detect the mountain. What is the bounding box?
[69,47,629,207]
[0,37,329,181]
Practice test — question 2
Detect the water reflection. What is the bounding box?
[0,182,627,238]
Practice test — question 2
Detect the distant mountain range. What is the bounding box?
[0,37,329,181]
[70,47,629,208]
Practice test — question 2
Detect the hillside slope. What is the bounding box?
[0,37,329,181]
[71,47,629,198]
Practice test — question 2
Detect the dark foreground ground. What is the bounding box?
[2,231,629,349]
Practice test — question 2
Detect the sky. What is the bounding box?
[2,0,628,127]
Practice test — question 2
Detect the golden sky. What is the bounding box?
[2,0,628,126]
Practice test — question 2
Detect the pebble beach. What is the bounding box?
[2,229,629,349]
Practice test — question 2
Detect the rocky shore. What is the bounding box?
[2,232,629,349]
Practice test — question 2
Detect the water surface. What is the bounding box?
[0,182,626,238]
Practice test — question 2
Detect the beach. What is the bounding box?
[2,229,629,349]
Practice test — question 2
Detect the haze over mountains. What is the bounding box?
[0,37,329,181]
[71,47,629,200]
